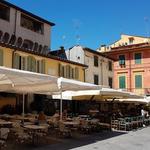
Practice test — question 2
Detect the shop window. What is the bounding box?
[0,4,10,21]
[21,14,44,34]
[135,53,141,64]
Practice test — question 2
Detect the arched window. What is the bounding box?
[22,39,33,50]
[38,45,43,53]
[9,34,16,45]
[2,32,10,43]
[33,42,38,51]
[16,37,23,47]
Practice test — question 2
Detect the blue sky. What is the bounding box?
[7,0,150,50]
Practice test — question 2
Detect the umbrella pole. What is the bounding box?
[60,89,63,121]
[22,94,25,125]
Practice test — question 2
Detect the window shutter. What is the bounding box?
[119,76,126,89]
[32,57,36,72]
[41,59,45,74]
[66,65,69,78]
[58,64,62,77]
[75,67,79,80]
[13,53,20,69]
[0,49,3,66]
[27,56,32,71]
[135,53,141,64]
[64,66,67,78]
[135,75,142,88]
[21,57,26,70]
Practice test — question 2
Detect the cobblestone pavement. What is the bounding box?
[9,127,150,150]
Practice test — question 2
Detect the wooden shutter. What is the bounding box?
[0,49,3,66]
[75,67,79,80]
[119,76,126,89]
[41,59,45,74]
[27,56,32,71]
[58,64,62,77]
[135,75,142,88]
[13,53,20,69]
[21,57,26,70]
[66,65,70,78]
[31,57,36,72]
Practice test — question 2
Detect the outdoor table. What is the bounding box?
[23,124,48,145]
[0,121,13,128]
[63,121,79,126]
[89,119,99,124]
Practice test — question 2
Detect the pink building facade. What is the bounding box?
[104,43,150,96]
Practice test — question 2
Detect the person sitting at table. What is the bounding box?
[37,111,46,124]
[62,109,68,120]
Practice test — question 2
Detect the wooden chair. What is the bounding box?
[0,128,10,149]
[58,122,71,138]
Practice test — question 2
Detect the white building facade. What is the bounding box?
[66,46,114,87]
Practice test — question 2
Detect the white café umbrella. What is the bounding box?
[53,87,135,101]
[0,67,101,121]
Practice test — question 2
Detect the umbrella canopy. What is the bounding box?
[0,66,59,94]
[52,87,138,101]
[116,98,148,104]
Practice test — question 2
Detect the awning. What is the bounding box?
[52,87,142,101]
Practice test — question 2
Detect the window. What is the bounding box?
[108,61,112,71]
[119,76,126,89]
[13,53,26,70]
[94,56,98,67]
[135,53,141,64]
[21,14,44,34]
[119,55,125,66]
[108,77,113,88]
[0,4,10,21]
[135,75,142,88]
[22,39,33,50]
[129,37,134,44]
[94,75,99,85]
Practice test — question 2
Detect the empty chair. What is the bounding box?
[0,128,10,149]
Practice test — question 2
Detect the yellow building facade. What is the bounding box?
[0,43,86,111]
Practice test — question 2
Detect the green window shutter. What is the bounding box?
[21,57,26,70]
[75,67,79,80]
[31,57,36,72]
[0,49,3,66]
[27,56,32,71]
[41,59,45,74]
[135,75,142,88]
[119,76,126,89]
[135,53,141,64]
[13,53,20,69]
